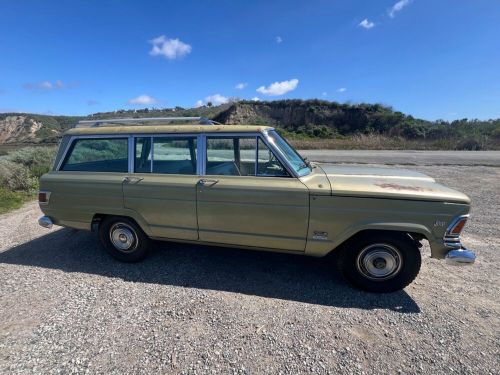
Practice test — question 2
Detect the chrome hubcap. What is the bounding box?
[110,223,138,252]
[356,243,403,280]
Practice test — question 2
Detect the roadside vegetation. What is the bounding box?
[220,100,500,151]
[2,100,500,150]
[0,146,56,214]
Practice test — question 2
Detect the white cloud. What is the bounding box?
[206,94,229,105]
[256,78,299,96]
[149,35,192,60]
[358,19,375,29]
[235,82,247,90]
[23,80,72,91]
[251,97,260,102]
[127,94,157,105]
[322,92,327,96]
[337,87,347,93]
[195,94,229,107]
[389,0,411,18]
[276,36,283,44]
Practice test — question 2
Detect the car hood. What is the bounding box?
[316,164,470,204]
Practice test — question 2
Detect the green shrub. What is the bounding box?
[7,146,56,176]
[0,159,38,192]
[456,138,482,151]
[0,188,28,214]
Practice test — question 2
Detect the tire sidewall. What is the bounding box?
[99,217,149,262]
[339,233,421,293]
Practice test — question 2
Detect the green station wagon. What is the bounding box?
[38,117,475,292]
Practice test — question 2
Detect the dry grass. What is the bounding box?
[289,134,500,150]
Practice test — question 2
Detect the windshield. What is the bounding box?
[267,130,311,177]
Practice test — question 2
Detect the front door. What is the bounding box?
[123,135,199,240]
[196,136,309,251]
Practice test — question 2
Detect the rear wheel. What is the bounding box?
[336,232,421,293]
[99,216,150,262]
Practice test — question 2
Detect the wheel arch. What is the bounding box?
[331,229,422,253]
[91,211,152,236]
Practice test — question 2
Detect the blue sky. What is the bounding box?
[0,0,499,120]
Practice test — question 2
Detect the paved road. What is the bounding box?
[300,150,500,166]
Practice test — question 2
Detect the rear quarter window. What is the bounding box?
[61,138,128,172]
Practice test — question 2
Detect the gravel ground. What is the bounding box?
[0,162,499,374]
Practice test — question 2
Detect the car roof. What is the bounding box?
[64,124,274,136]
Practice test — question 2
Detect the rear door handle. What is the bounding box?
[198,179,219,186]
[123,176,144,184]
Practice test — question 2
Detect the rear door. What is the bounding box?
[196,135,309,251]
[42,136,129,228]
[122,135,199,240]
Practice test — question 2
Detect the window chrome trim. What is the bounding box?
[261,130,303,178]
[198,134,206,175]
[127,135,134,173]
[150,136,154,173]
[55,131,299,178]
[254,137,259,176]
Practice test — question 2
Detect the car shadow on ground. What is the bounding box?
[0,228,420,313]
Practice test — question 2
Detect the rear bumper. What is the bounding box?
[445,248,476,265]
[38,215,53,229]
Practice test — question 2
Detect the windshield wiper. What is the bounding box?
[298,163,310,171]
[297,157,312,171]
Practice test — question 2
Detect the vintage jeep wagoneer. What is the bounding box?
[38,117,475,292]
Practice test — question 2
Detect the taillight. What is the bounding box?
[38,191,51,205]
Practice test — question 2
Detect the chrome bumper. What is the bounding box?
[38,216,53,229]
[445,248,476,265]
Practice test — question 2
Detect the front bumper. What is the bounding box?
[445,248,476,265]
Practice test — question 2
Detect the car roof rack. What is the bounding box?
[75,117,220,128]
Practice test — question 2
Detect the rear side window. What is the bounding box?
[135,136,197,175]
[61,138,128,172]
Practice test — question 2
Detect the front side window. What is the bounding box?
[61,138,128,172]
[206,136,288,177]
[257,138,288,177]
[135,136,197,175]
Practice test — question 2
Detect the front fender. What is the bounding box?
[304,195,469,258]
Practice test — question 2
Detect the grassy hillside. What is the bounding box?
[1,100,500,150]
[214,100,500,150]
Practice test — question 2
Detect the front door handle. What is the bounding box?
[123,176,144,184]
[198,179,219,186]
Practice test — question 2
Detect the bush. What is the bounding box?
[7,146,56,177]
[0,188,27,214]
[456,138,482,151]
[0,159,37,191]
[0,146,55,194]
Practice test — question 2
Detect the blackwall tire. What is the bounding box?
[98,217,150,262]
[336,233,421,293]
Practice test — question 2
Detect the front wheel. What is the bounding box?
[336,233,421,293]
[99,217,150,262]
